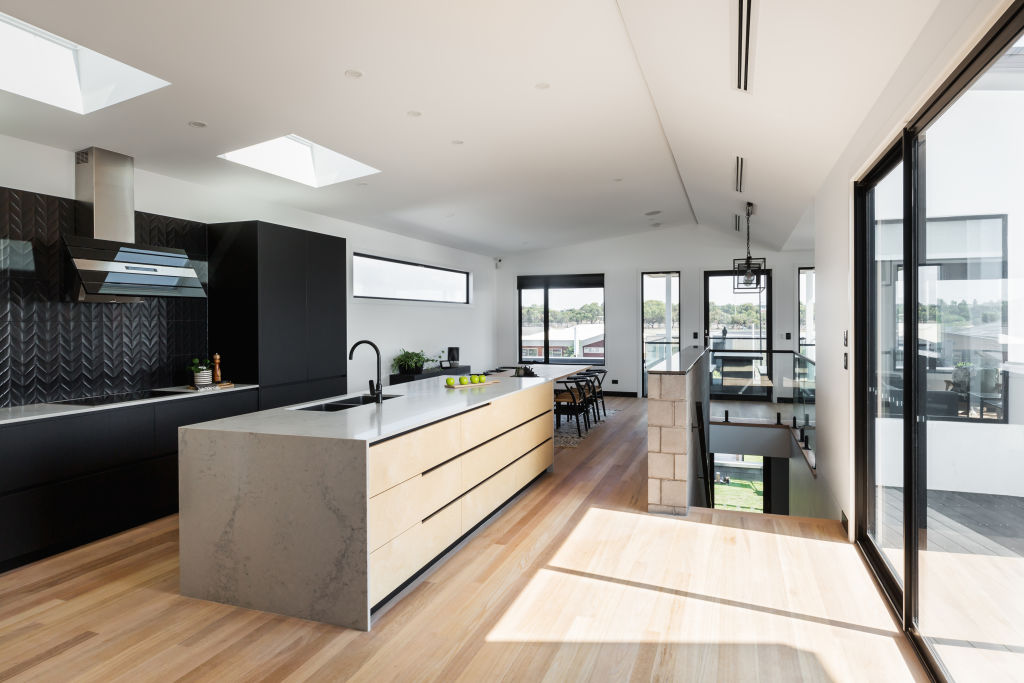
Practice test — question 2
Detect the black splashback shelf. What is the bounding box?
[0,186,209,408]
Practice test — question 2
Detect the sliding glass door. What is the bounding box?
[914,35,1024,682]
[861,151,907,591]
[856,14,1024,681]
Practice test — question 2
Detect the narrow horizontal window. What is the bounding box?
[353,253,470,304]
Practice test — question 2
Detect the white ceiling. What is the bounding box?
[0,0,939,253]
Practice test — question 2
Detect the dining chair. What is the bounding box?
[554,378,590,437]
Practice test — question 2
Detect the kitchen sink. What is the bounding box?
[294,394,399,411]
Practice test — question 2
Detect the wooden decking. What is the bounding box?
[0,398,925,682]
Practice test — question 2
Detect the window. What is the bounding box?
[353,253,470,304]
[704,270,772,400]
[798,267,815,360]
[517,274,605,364]
[854,16,1024,682]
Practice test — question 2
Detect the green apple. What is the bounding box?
[459,376,470,385]
[445,377,456,387]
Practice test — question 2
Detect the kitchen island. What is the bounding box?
[178,376,554,631]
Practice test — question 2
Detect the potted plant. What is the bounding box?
[392,349,431,375]
[189,358,214,386]
[951,361,972,394]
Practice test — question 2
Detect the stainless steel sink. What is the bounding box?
[294,394,399,411]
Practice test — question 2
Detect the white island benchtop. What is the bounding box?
[178,375,555,631]
[185,375,550,442]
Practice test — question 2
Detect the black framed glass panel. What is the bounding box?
[704,269,772,400]
[915,33,1024,681]
[642,271,680,397]
[517,274,605,364]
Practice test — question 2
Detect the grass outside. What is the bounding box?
[714,476,764,512]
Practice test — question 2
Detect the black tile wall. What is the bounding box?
[0,187,209,407]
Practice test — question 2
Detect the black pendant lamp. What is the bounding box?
[733,201,766,293]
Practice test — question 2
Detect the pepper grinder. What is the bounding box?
[213,353,222,384]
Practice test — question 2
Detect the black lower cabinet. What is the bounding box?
[0,388,258,572]
[259,376,347,409]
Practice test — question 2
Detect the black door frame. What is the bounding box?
[703,269,773,402]
[853,3,1024,681]
[640,271,681,398]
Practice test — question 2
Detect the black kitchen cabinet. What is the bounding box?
[208,221,347,408]
[154,389,259,454]
[0,388,258,572]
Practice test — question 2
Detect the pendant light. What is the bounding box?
[733,202,766,293]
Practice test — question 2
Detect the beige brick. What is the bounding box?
[648,400,674,427]
[661,427,686,453]
[674,400,688,427]
[662,479,686,507]
[674,453,687,479]
[648,452,674,479]
[647,427,660,452]
[661,374,685,400]
[647,374,661,399]
[648,478,661,505]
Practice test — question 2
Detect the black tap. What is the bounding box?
[349,340,383,403]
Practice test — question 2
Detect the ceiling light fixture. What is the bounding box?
[188,120,207,128]
[406,110,422,117]
[451,139,464,145]
[218,134,380,188]
[644,210,661,216]
[344,69,363,79]
[535,82,550,90]
[733,201,766,293]
[0,11,169,114]
[735,156,744,192]
[651,222,662,228]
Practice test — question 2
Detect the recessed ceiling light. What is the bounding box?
[344,69,363,79]
[0,11,169,114]
[188,120,207,128]
[644,210,662,216]
[357,182,369,187]
[218,134,380,188]
[406,110,422,117]
[652,222,663,227]
[612,178,623,182]
[451,139,464,145]
[535,82,550,90]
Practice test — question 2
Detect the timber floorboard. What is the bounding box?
[0,397,925,682]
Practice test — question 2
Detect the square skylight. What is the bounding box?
[218,135,380,188]
[0,12,169,114]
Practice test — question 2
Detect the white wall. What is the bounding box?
[807,0,1011,534]
[496,224,812,394]
[0,134,498,388]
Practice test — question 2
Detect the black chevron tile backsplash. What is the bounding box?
[0,187,208,407]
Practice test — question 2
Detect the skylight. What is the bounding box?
[218,135,380,188]
[0,12,169,114]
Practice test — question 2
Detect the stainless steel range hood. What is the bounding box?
[65,147,206,303]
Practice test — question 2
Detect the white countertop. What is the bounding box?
[182,375,552,444]
[0,384,259,426]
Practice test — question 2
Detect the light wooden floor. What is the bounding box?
[0,398,925,682]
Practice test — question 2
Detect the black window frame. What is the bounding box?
[517,273,605,365]
[853,3,1024,680]
[352,252,470,304]
[703,268,774,402]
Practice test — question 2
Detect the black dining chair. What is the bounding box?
[567,374,601,425]
[554,378,591,437]
[581,368,608,418]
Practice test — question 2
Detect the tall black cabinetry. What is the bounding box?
[208,221,347,408]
